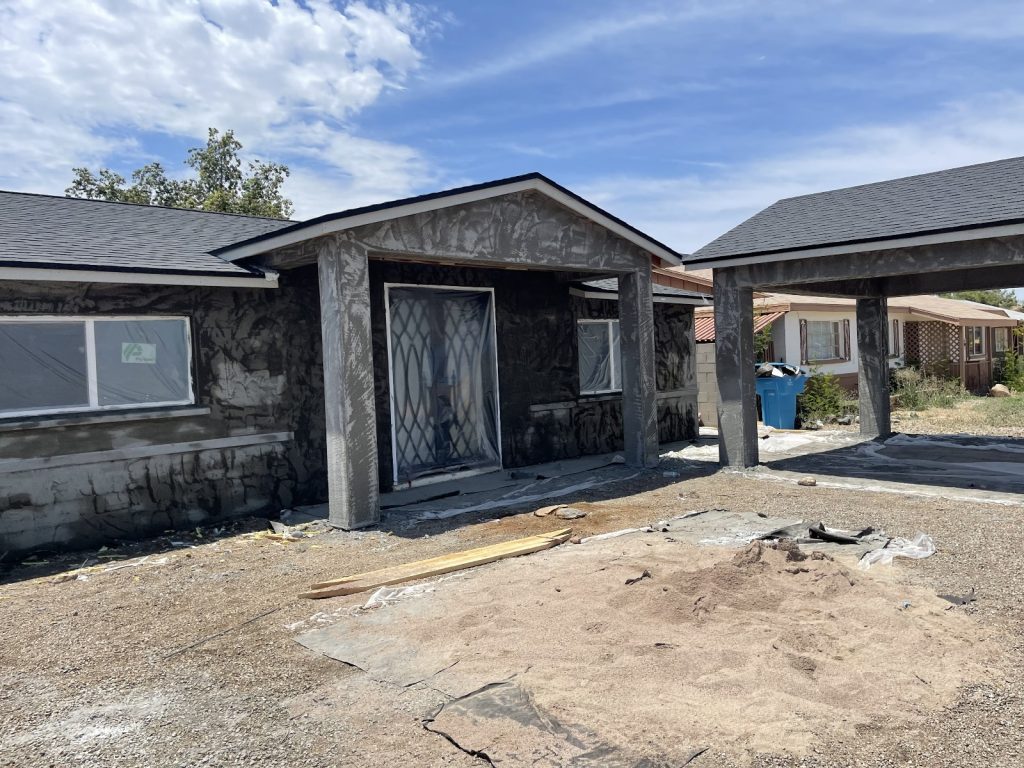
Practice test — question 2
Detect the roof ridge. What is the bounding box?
[0,188,294,223]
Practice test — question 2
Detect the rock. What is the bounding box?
[555,507,587,520]
[836,414,854,425]
[797,476,817,487]
[775,539,808,562]
[991,383,1011,397]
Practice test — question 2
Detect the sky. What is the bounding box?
[2,0,1024,260]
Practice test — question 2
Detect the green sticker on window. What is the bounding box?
[121,342,157,364]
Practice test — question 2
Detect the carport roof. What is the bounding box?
[576,277,711,305]
[688,155,1024,266]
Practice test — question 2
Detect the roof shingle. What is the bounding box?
[0,191,292,275]
[691,156,1024,263]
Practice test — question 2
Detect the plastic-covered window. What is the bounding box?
[578,320,621,394]
[94,320,191,406]
[0,322,89,414]
[0,317,193,417]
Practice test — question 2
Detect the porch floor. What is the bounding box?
[290,445,695,529]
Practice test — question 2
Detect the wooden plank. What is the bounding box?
[299,529,572,600]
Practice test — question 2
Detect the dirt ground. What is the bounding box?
[2,465,1023,767]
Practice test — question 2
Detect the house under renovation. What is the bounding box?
[0,175,706,553]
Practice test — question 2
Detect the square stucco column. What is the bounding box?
[714,271,758,467]
[318,235,379,529]
[856,297,892,438]
[618,266,660,468]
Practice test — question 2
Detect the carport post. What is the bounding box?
[618,266,660,468]
[856,297,892,439]
[317,234,380,529]
[714,271,759,467]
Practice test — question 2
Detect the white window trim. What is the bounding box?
[995,327,1009,354]
[578,318,621,395]
[968,325,986,358]
[0,315,195,419]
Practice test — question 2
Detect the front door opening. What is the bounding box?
[385,285,501,486]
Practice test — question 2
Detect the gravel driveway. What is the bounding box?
[1,464,1022,767]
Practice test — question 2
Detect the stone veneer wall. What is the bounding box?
[0,267,326,554]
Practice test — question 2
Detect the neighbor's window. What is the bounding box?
[577,319,621,394]
[805,320,845,362]
[888,319,900,356]
[968,326,986,357]
[994,328,1009,354]
[0,317,193,418]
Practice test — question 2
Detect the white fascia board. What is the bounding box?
[0,266,279,288]
[568,286,711,306]
[218,178,683,266]
[685,222,1024,271]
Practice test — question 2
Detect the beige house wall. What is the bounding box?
[697,342,719,427]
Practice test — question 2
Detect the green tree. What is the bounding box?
[66,128,293,219]
[940,289,1018,309]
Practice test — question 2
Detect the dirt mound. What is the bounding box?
[632,540,857,623]
[299,534,1000,764]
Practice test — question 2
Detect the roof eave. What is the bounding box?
[214,175,683,267]
[686,221,1024,270]
[0,264,279,288]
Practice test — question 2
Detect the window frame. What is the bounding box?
[994,327,1009,354]
[967,325,986,359]
[888,318,900,357]
[577,318,621,395]
[0,315,195,419]
[805,319,845,363]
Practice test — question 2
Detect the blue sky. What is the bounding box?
[3,0,1024,258]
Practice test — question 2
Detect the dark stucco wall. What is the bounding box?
[0,269,326,553]
[1,260,697,552]
[368,262,697,489]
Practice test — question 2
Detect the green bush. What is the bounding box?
[890,366,966,410]
[997,348,1024,391]
[797,372,846,424]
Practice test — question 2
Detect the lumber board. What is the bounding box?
[299,528,571,600]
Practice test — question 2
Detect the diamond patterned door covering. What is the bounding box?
[386,286,501,485]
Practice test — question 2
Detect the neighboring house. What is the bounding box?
[0,175,707,554]
[682,267,1018,424]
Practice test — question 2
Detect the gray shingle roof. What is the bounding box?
[690,155,1024,263]
[0,191,292,275]
[580,277,710,301]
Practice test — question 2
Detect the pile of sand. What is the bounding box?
[299,534,999,764]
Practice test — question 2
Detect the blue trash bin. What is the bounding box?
[754,364,808,429]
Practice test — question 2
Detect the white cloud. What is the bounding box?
[0,0,434,215]
[430,2,749,89]
[578,92,1024,254]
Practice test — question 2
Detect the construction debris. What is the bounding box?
[938,588,977,607]
[299,529,572,600]
[859,533,936,569]
[625,569,652,585]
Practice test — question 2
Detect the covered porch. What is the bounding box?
[684,156,1024,467]
[215,174,702,528]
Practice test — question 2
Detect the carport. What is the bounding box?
[684,156,1024,466]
